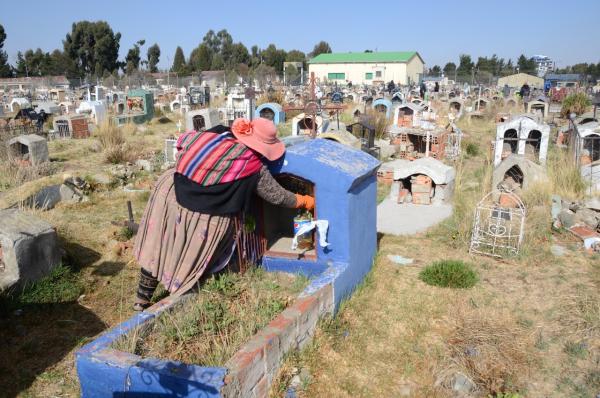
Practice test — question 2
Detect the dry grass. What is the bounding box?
[257,90,285,106]
[93,122,136,164]
[546,147,587,199]
[95,122,125,149]
[0,160,59,191]
[444,308,538,395]
[363,109,390,139]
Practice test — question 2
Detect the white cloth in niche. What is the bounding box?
[291,220,330,250]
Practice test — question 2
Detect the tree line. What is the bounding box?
[0,21,332,81]
[428,54,600,81]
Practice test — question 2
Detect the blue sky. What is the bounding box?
[1,0,599,70]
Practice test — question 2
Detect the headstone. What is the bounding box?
[0,209,62,290]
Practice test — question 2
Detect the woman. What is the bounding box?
[132,117,314,310]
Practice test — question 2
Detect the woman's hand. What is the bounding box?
[295,194,315,211]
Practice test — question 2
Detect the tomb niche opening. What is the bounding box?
[261,174,316,260]
[192,114,206,132]
[503,128,519,157]
[397,106,414,127]
[583,133,600,164]
[297,117,317,134]
[525,130,542,159]
[397,173,436,205]
[502,164,524,189]
[374,103,387,114]
[450,101,461,113]
[259,107,275,121]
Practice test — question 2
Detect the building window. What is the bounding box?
[375,71,382,78]
[327,73,345,80]
[365,72,373,80]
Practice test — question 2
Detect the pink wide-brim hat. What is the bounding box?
[231,117,285,161]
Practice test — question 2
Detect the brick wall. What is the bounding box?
[222,284,333,397]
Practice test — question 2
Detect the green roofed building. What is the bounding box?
[308,51,425,85]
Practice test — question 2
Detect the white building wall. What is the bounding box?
[406,57,425,85]
[310,62,418,85]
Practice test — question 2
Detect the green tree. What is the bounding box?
[261,44,286,71]
[456,54,474,76]
[500,59,515,76]
[250,45,261,67]
[571,63,589,74]
[147,43,160,73]
[189,43,212,72]
[286,50,306,63]
[0,24,11,77]
[286,49,306,70]
[48,49,78,77]
[63,21,121,77]
[125,39,145,74]
[517,54,536,74]
[228,42,249,69]
[216,29,233,67]
[14,49,51,76]
[429,65,441,76]
[443,62,456,77]
[309,41,332,58]
[171,46,186,73]
[211,53,224,70]
[225,69,239,86]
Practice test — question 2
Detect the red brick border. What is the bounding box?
[222,284,333,397]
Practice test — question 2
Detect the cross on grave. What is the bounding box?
[283,72,345,138]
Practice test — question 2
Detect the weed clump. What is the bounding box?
[94,123,131,164]
[561,92,591,118]
[419,260,478,288]
[465,142,480,157]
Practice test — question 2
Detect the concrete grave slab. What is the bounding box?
[377,199,452,235]
[0,209,62,290]
[7,134,49,165]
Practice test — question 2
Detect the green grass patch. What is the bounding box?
[563,340,588,359]
[419,260,478,289]
[465,142,480,157]
[0,264,84,314]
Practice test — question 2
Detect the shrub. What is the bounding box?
[466,142,480,157]
[104,145,128,164]
[256,90,285,106]
[561,92,591,118]
[95,122,125,149]
[419,260,478,288]
[364,110,390,139]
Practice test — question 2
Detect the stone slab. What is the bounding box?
[377,198,452,235]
